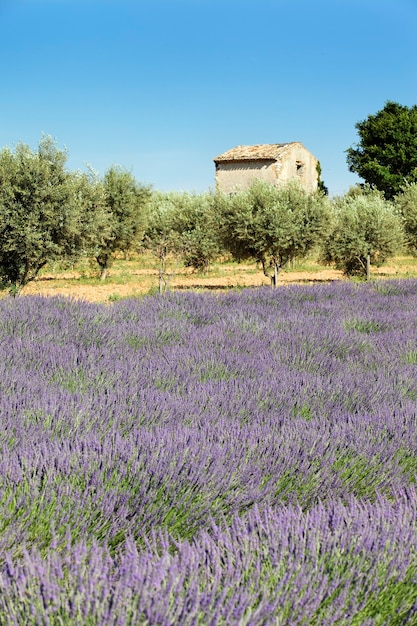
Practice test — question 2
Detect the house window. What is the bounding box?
[296,161,304,176]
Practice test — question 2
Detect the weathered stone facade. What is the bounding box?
[213,142,319,194]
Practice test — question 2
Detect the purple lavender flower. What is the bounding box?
[1,281,417,622]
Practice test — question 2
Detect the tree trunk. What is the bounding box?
[366,254,371,281]
[271,259,280,288]
[97,254,109,281]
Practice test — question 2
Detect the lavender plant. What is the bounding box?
[1,281,417,623]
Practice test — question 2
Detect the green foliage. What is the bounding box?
[168,191,221,272]
[142,192,183,293]
[395,182,417,255]
[321,187,404,278]
[344,319,387,334]
[67,166,113,261]
[346,101,417,199]
[0,135,103,295]
[316,160,328,195]
[96,166,151,279]
[143,190,222,292]
[217,180,330,286]
[405,350,417,365]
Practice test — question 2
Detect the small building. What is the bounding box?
[213,142,319,194]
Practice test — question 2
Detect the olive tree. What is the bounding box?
[321,187,404,279]
[167,191,221,273]
[0,136,105,295]
[68,167,113,263]
[218,180,330,286]
[95,166,151,280]
[143,190,222,293]
[142,192,183,293]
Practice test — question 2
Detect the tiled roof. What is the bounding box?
[213,142,301,162]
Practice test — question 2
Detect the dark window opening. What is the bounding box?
[296,161,304,175]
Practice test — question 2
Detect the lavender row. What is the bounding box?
[1,497,416,625]
[0,284,417,541]
[1,281,417,620]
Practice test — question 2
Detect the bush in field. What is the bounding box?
[0,136,108,295]
[217,180,330,286]
[95,166,151,280]
[321,187,404,278]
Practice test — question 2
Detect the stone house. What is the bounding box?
[213,142,319,194]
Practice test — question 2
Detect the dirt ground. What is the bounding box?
[20,266,346,303]
[13,257,417,304]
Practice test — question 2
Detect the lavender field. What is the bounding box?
[1,281,417,625]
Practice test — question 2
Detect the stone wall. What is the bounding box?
[215,144,318,194]
[215,160,276,194]
[275,144,318,193]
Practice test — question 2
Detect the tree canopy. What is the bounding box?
[321,187,404,278]
[167,191,221,273]
[218,180,330,286]
[0,136,103,295]
[346,101,417,199]
[95,166,151,279]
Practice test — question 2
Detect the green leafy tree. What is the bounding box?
[168,191,221,273]
[143,191,222,292]
[395,183,417,255]
[218,180,330,286]
[0,136,102,295]
[67,166,113,261]
[346,101,417,199]
[96,166,151,280]
[142,192,183,293]
[321,187,404,279]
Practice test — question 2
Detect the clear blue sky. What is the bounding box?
[1,0,416,196]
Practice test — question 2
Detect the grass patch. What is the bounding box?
[344,319,389,334]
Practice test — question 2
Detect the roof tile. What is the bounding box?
[213,142,301,162]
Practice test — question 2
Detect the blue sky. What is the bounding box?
[1,0,416,196]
